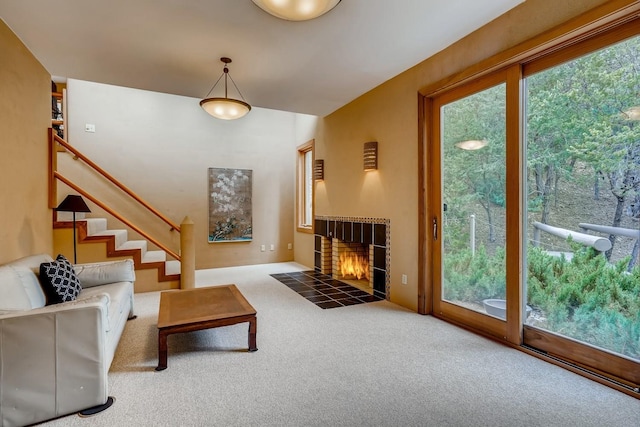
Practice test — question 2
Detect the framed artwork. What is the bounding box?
[208,168,253,242]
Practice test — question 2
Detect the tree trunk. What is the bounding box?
[628,238,639,272]
[606,195,625,260]
[482,202,495,243]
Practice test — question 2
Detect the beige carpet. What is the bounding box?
[43,262,639,426]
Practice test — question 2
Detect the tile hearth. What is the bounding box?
[271,271,384,309]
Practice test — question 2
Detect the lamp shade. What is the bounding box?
[56,195,91,213]
[252,0,341,21]
[200,97,251,120]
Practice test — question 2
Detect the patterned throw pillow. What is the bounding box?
[39,254,83,304]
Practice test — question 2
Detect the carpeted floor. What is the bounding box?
[41,262,640,427]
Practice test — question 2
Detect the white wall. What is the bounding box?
[64,79,317,269]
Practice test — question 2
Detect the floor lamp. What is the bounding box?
[56,195,91,264]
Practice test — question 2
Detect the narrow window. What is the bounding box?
[297,140,314,233]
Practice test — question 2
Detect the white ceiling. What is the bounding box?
[0,0,524,116]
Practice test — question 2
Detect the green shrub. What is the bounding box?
[444,242,640,359]
[527,245,640,359]
[443,245,506,303]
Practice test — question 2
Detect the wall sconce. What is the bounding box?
[314,159,324,180]
[364,141,378,171]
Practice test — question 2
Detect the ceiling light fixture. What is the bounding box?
[200,57,251,120]
[252,0,341,21]
[455,140,488,151]
[623,106,640,121]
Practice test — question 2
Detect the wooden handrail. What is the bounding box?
[54,134,181,232]
[55,172,181,261]
[48,129,58,209]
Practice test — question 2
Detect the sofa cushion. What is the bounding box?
[39,255,83,304]
[0,264,47,314]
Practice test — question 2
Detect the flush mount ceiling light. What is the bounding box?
[200,57,251,120]
[455,139,488,150]
[252,0,341,21]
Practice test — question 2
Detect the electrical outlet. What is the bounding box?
[401,274,408,285]
[270,244,275,251]
[260,245,265,252]
[85,123,95,133]
[287,243,293,250]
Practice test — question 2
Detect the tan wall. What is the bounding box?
[0,19,52,263]
[63,79,318,270]
[313,0,612,311]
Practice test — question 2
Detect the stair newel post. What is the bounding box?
[180,216,196,289]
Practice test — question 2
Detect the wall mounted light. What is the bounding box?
[252,0,341,21]
[200,57,251,120]
[364,141,378,171]
[314,159,324,180]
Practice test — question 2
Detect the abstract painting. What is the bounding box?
[208,168,253,242]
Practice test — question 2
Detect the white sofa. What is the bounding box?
[0,254,136,427]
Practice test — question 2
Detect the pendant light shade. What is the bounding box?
[252,0,341,21]
[200,57,251,120]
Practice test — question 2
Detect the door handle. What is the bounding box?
[433,217,438,241]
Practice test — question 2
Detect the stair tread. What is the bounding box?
[90,229,127,237]
[117,240,147,251]
[143,250,166,263]
[85,218,108,235]
[165,260,181,275]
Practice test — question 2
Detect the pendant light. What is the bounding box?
[200,57,251,120]
[252,0,341,21]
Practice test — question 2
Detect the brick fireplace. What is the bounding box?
[314,216,389,299]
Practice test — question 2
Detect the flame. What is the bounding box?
[339,252,370,281]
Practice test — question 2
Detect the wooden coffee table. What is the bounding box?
[156,284,257,371]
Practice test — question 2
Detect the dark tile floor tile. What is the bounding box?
[336,298,363,306]
[286,283,311,292]
[306,295,332,303]
[346,289,371,297]
[322,290,350,299]
[316,300,344,309]
[356,295,384,303]
[298,289,325,298]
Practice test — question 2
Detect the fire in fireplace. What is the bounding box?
[339,252,370,281]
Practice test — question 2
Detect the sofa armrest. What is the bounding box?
[73,259,136,288]
[0,296,110,426]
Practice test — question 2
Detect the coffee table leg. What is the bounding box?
[156,330,168,371]
[248,317,258,352]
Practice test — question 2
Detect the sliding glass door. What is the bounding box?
[427,18,640,390]
[432,71,514,339]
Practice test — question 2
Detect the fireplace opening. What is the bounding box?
[333,240,373,291]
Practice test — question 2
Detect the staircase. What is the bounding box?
[49,129,195,293]
[53,216,181,293]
